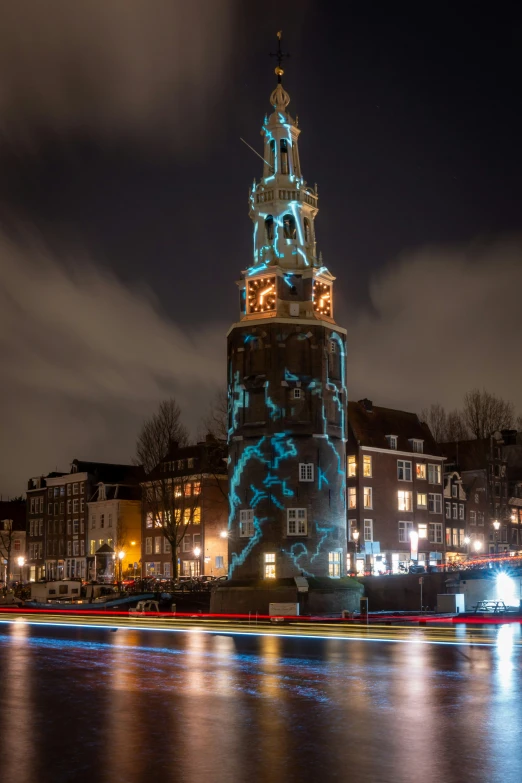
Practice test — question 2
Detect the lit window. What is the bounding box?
[363,487,372,509]
[192,507,201,525]
[299,463,314,482]
[363,455,372,478]
[397,460,412,481]
[363,519,373,541]
[398,491,412,512]
[154,538,162,554]
[428,464,442,484]
[184,483,192,496]
[418,523,427,538]
[386,435,398,450]
[287,508,307,536]
[146,513,153,528]
[348,455,356,477]
[348,487,357,509]
[417,493,427,508]
[192,482,201,495]
[264,553,276,579]
[398,521,413,542]
[328,551,341,578]
[416,463,426,479]
[239,509,254,537]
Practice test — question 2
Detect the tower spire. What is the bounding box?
[269,30,290,83]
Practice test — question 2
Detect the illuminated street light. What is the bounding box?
[17,556,25,583]
[492,519,500,554]
[219,530,228,539]
[473,540,482,552]
[193,547,201,558]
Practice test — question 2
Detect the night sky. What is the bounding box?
[1,0,521,495]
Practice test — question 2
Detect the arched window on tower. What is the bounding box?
[269,140,275,173]
[304,218,311,245]
[292,143,300,176]
[280,139,289,175]
[265,215,274,242]
[283,214,296,240]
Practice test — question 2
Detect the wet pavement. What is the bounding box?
[0,621,520,783]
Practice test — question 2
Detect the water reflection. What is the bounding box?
[0,624,521,783]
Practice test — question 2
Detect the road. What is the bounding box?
[0,614,520,783]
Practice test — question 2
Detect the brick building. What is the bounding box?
[347,399,446,573]
[443,471,467,563]
[26,460,141,581]
[141,438,228,579]
[442,433,514,554]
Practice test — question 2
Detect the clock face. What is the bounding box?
[247,276,277,314]
[313,279,332,317]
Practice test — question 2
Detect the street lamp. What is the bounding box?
[493,519,500,554]
[219,530,228,539]
[193,546,201,578]
[17,556,25,583]
[473,539,482,553]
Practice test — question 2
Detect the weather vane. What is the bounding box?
[270,30,290,83]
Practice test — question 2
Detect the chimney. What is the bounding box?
[359,398,373,413]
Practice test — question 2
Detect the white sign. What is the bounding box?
[269,603,299,616]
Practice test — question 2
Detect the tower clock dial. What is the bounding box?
[247,276,277,313]
[313,280,332,317]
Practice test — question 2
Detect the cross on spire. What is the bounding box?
[270,30,290,83]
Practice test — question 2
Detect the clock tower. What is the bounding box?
[227,42,348,581]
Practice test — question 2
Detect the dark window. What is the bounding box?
[265,215,274,241]
[269,140,275,171]
[280,139,289,174]
[283,214,296,240]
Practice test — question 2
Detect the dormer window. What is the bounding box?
[386,435,398,450]
[410,439,424,454]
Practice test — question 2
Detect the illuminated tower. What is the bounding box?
[227,38,347,581]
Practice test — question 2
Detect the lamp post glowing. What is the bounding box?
[17,556,25,583]
[493,519,500,554]
[193,546,201,577]
[219,530,228,539]
[473,539,482,553]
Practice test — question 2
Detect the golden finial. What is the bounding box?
[270,31,290,84]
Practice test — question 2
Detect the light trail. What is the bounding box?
[0,612,520,647]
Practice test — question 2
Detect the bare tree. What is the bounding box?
[136,399,188,473]
[0,521,16,590]
[445,409,470,442]
[420,403,448,443]
[463,388,515,440]
[200,388,228,442]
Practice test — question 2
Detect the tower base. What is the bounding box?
[210,578,363,616]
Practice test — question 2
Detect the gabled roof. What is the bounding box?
[440,439,495,471]
[71,460,144,484]
[348,400,439,455]
[90,484,142,502]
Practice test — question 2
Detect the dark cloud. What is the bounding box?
[0,0,235,148]
[0,230,226,495]
[345,237,522,418]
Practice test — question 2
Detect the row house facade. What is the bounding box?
[442,432,518,555]
[443,471,467,562]
[141,437,228,579]
[26,460,142,581]
[347,399,446,574]
[87,481,142,581]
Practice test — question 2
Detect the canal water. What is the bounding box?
[0,622,520,783]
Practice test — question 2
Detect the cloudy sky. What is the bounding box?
[1,1,521,495]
